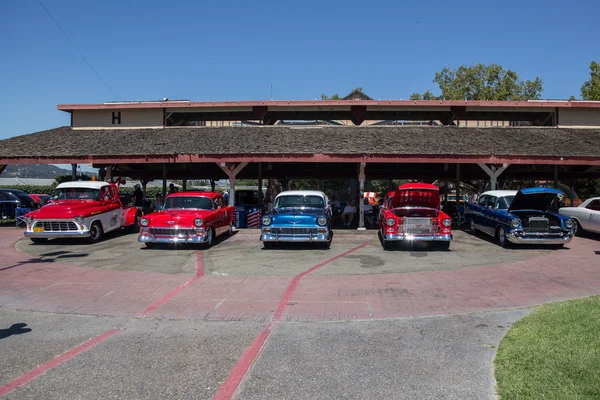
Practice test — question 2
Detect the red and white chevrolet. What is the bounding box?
[24,181,141,244]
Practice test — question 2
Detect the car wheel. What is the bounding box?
[31,238,48,244]
[204,227,214,248]
[382,240,394,250]
[144,242,155,249]
[496,226,509,248]
[129,212,141,233]
[469,219,477,234]
[572,219,583,236]
[87,222,104,244]
[435,241,450,251]
[263,241,275,249]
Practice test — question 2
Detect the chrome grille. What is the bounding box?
[38,221,78,232]
[524,217,550,233]
[274,227,317,235]
[398,218,436,235]
[149,227,197,236]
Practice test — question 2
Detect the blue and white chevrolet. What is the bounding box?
[260,190,332,249]
[464,187,575,247]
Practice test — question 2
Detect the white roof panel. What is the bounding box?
[276,190,326,198]
[480,190,518,198]
[56,181,110,190]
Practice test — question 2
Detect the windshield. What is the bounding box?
[164,196,213,210]
[55,187,101,201]
[275,195,324,209]
[498,196,515,210]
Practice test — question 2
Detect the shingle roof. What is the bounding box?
[0,125,598,158]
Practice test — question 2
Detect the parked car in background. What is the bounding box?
[24,181,141,244]
[29,194,52,208]
[138,191,235,248]
[0,189,36,219]
[559,197,600,235]
[464,188,575,247]
[379,183,452,250]
[260,190,332,248]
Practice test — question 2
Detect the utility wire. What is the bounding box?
[37,0,121,100]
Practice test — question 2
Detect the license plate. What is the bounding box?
[33,227,44,233]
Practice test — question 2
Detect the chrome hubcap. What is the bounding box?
[91,226,100,240]
[499,229,505,244]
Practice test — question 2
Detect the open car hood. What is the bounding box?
[391,186,440,209]
[508,187,562,212]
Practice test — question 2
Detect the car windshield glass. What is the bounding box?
[275,195,324,209]
[164,196,213,210]
[55,188,101,201]
[500,196,515,209]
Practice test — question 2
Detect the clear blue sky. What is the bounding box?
[1,0,599,141]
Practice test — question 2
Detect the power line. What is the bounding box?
[37,0,121,100]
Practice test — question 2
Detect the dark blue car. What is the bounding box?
[464,187,574,247]
[260,190,332,249]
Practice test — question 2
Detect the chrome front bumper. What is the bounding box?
[506,232,573,245]
[383,233,452,242]
[138,233,207,244]
[24,231,91,239]
[261,227,330,243]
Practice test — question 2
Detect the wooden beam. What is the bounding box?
[358,162,366,229]
[0,164,6,175]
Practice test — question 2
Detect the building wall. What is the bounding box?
[558,108,600,128]
[72,109,164,129]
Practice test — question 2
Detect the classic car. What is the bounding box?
[138,191,235,248]
[30,194,53,207]
[260,190,332,248]
[559,197,600,235]
[23,180,141,244]
[464,188,575,247]
[378,183,452,250]
[0,189,37,219]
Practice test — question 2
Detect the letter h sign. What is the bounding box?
[112,111,121,125]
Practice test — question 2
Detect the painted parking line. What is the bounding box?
[0,329,120,397]
[213,241,369,400]
[0,250,206,397]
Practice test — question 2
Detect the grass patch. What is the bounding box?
[495,296,600,399]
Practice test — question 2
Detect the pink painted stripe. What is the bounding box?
[272,242,369,321]
[0,329,120,397]
[140,250,205,315]
[212,324,273,400]
[213,242,369,400]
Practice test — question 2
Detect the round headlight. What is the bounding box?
[442,218,452,227]
[140,218,149,227]
[565,219,574,229]
[194,218,203,227]
[511,218,521,228]
[262,215,272,226]
[317,216,327,226]
[74,216,84,224]
[386,217,396,226]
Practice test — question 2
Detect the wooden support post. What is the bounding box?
[478,163,509,191]
[456,163,461,223]
[142,179,148,196]
[257,162,263,203]
[358,162,366,230]
[71,164,77,181]
[105,165,113,181]
[217,162,248,206]
[0,164,7,176]
[553,165,558,188]
[182,179,187,191]
[162,163,167,199]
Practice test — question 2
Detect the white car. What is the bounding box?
[559,197,600,235]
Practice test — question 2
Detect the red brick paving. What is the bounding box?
[1,229,599,322]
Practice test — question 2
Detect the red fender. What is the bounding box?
[124,208,140,226]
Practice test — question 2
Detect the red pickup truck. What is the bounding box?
[138,191,235,248]
[24,180,141,244]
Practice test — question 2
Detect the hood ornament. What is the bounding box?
[167,221,176,225]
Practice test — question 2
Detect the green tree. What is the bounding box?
[412,63,543,101]
[581,61,600,100]
[320,87,365,100]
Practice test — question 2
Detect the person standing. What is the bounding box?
[132,184,144,208]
